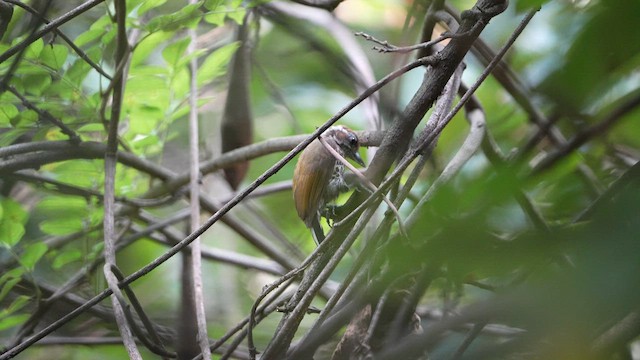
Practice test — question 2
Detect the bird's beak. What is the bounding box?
[348,150,365,167]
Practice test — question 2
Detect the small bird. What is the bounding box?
[293,125,365,244]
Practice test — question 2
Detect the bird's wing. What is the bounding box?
[293,143,334,227]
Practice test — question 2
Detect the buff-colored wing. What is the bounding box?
[293,143,334,227]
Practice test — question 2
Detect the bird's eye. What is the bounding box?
[349,136,357,146]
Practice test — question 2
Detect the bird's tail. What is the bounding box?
[311,217,325,245]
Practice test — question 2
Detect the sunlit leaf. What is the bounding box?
[146,3,202,32]
[12,109,37,128]
[137,0,168,15]
[2,295,30,316]
[39,218,85,236]
[52,249,83,270]
[19,243,48,270]
[197,41,239,85]
[162,37,191,69]
[37,196,88,216]
[204,0,224,10]
[0,221,24,248]
[0,314,30,331]
[23,38,43,59]
[131,31,172,66]
[74,24,107,47]
[0,103,18,125]
[40,44,68,70]
[0,277,20,303]
[2,198,27,225]
[23,73,52,96]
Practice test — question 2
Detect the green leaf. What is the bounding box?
[205,0,246,25]
[171,97,209,120]
[15,62,48,76]
[37,196,87,216]
[146,3,202,33]
[54,160,103,188]
[162,37,191,70]
[77,123,105,133]
[2,295,30,316]
[0,103,18,126]
[128,106,163,134]
[131,31,172,67]
[23,73,52,96]
[138,0,168,15]
[40,44,68,70]
[0,221,24,247]
[204,0,224,10]
[0,314,30,331]
[176,48,207,69]
[124,72,170,130]
[226,6,246,24]
[42,81,76,101]
[75,16,110,47]
[0,277,21,303]
[0,268,24,301]
[13,109,38,128]
[169,67,190,99]
[1,198,28,225]
[23,38,43,59]
[101,27,117,46]
[52,249,82,269]
[0,268,24,285]
[66,57,93,85]
[39,218,85,236]
[19,243,48,270]
[197,41,239,85]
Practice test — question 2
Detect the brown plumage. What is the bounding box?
[292,125,365,244]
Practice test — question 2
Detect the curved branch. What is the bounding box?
[0,131,384,177]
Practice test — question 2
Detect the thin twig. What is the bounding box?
[356,31,452,54]
[2,84,81,143]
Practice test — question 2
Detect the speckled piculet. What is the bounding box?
[292,125,365,244]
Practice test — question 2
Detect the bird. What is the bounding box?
[293,125,365,244]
